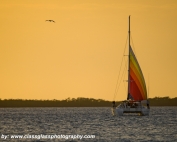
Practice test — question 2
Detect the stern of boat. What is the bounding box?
[114,101,150,116]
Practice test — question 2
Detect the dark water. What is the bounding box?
[0,107,177,142]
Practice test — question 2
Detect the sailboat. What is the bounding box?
[114,16,150,116]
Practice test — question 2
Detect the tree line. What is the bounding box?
[0,97,176,107]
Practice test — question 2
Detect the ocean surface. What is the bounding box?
[0,107,177,142]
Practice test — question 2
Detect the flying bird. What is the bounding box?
[46,20,55,23]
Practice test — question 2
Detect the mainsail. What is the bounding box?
[128,46,147,101]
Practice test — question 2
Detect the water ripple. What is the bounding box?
[0,107,177,141]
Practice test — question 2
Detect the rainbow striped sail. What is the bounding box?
[128,46,147,101]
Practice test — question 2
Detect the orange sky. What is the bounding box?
[0,0,177,101]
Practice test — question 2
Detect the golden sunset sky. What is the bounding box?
[0,0,177,101]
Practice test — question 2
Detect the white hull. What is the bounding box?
[115,107,149,116]
[113,101,150,116]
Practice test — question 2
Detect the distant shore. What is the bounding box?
[0,97,176,107]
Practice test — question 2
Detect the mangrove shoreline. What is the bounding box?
[0,97,176,107]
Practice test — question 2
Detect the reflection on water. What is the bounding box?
[0,107,177,141]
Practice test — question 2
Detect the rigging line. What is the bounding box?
[123,59,128,94]
[123,80,127,95]
[113,35,128,100]
[113,35,128,101]
[123,62,128,95]
[123,55,128,71]
[114,57,128,99]
[114,59,128,100]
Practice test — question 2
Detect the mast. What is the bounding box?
[127,15,131,100]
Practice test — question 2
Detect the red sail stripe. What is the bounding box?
[130,68,145,100]
[130,62,146,99]
[130,76,143,100]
